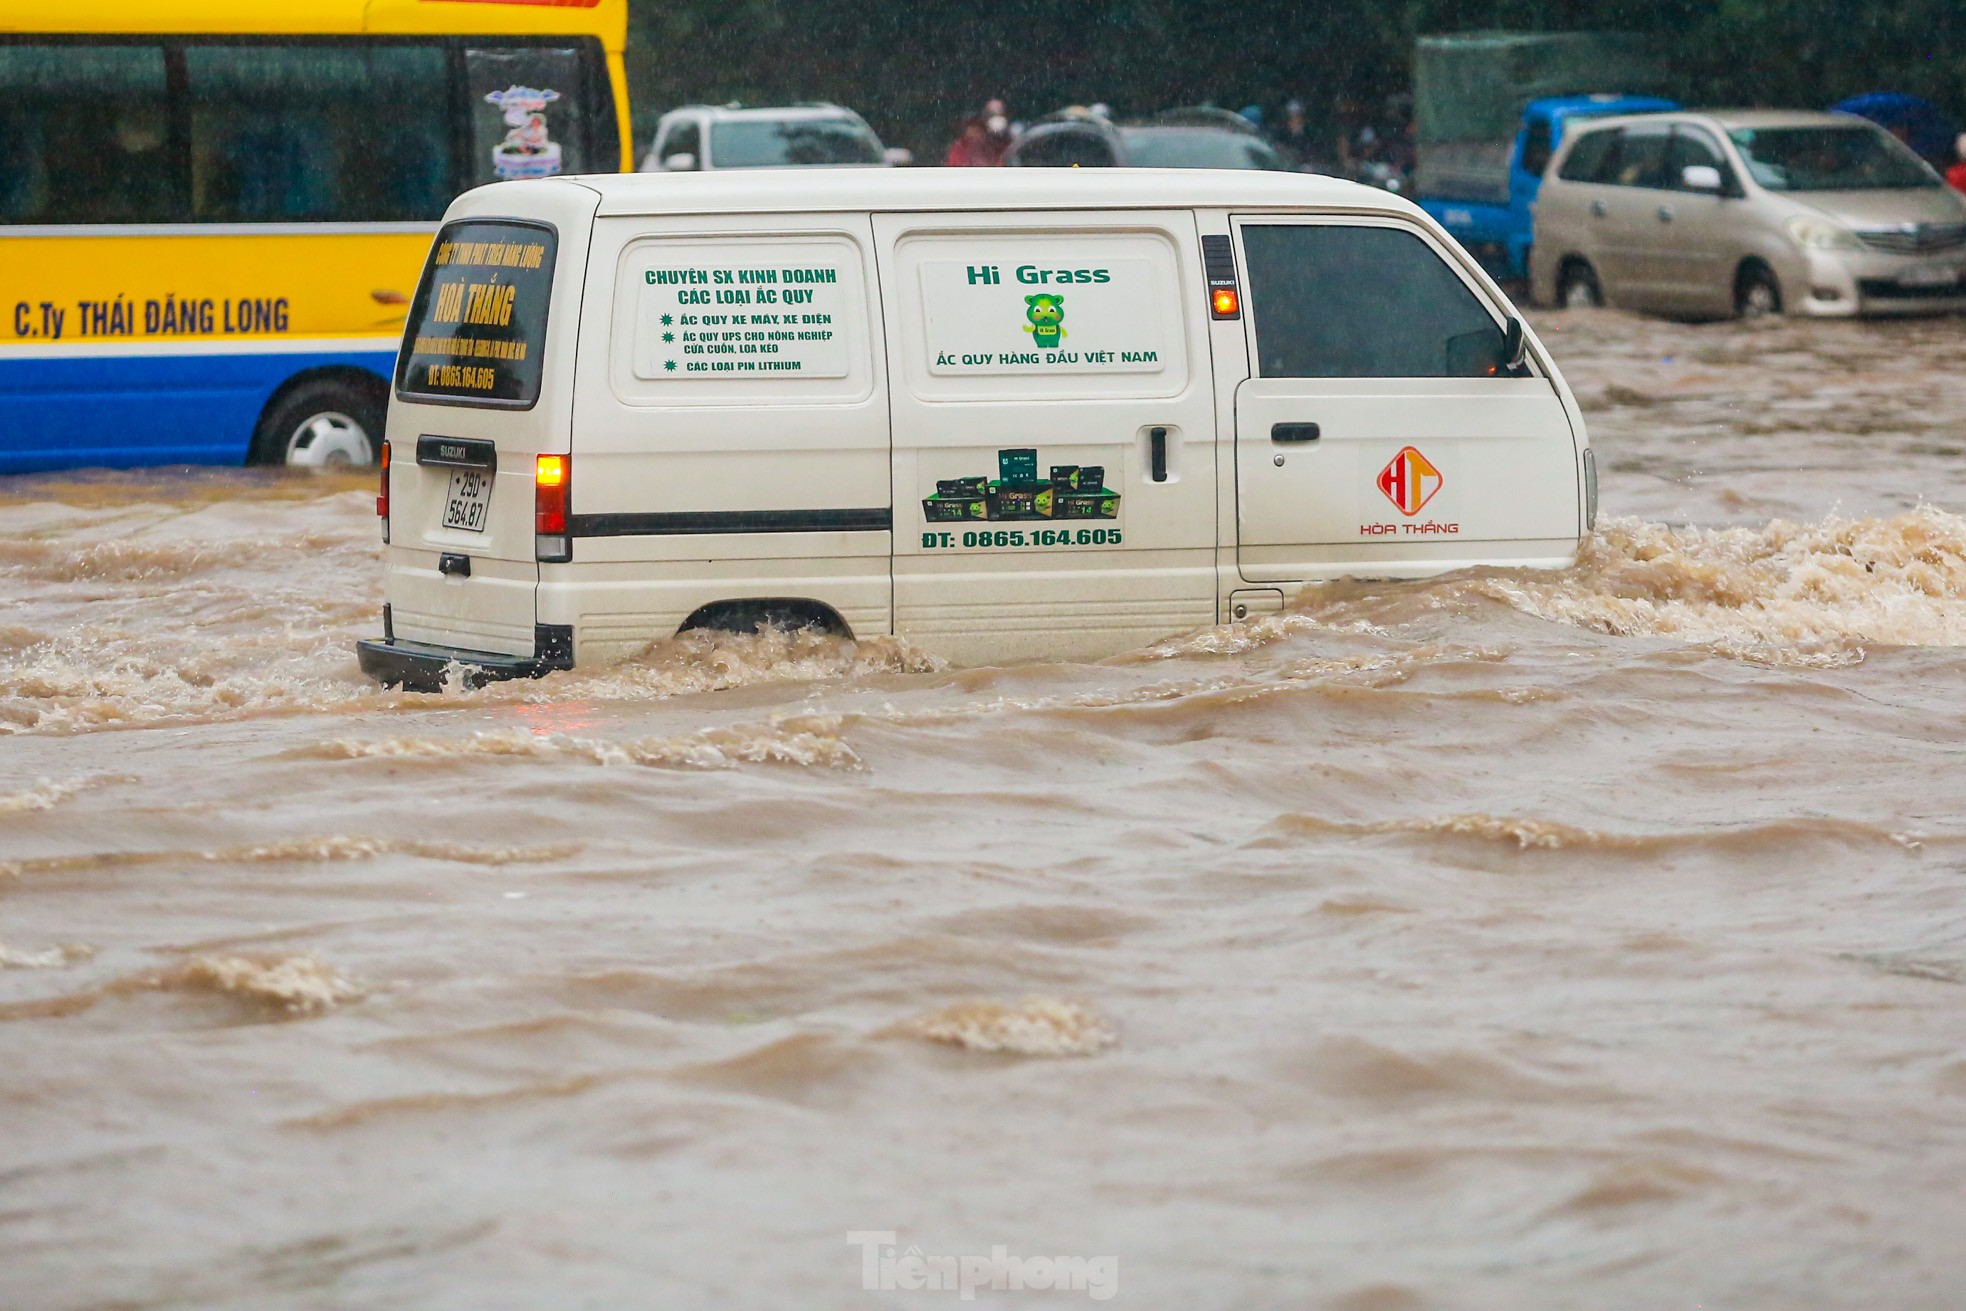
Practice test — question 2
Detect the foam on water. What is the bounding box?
[898,998,1117,1056]
[153,954,363,1017]
[1483,508,1966,660]
[308,716,864,772]
[0,835,580,880]
[0,941,96,970]
[0,775,126,814]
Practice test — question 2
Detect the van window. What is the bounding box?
[186,44,451,222]
[1557,127,1617,183]
[1667,127,1730,191]
[1241,225,1502,379]
[466,47,591,185]
[0,44,180,224]
[1606,124,1672,189]
[397,220,557,407]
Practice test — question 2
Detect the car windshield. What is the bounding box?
[710,117,883,168]
[1120,127,1286,170]
[1726,125,1937,191]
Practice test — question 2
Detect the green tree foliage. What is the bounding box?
[624,0,1962,156]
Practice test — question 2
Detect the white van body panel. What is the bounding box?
[362,171,1590,686]
[877,209,1218,664]
[556,211,891,663]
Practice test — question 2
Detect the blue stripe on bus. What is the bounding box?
[0,348,396,475]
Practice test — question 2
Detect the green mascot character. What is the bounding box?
[1023,294,1066,348]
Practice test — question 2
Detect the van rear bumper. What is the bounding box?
[356,620,573,692]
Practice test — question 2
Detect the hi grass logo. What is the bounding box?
[1022,294,1066,348]
[1377,445,1443,516]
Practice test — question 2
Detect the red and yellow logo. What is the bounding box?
[1376,446,1443,517]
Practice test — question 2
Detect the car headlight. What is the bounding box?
[1786,216,1862,251]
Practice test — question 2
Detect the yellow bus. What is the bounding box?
[0,0,629,472]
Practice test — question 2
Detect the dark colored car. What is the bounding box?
[1005,114,1290,170]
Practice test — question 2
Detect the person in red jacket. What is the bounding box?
[945,101,1013,167]
[1948,134,1966,195]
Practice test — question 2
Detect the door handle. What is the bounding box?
[1150,426,1168,482]
[1271,423,1321,443]
[1589,199,1607,218]
[1657,206,1674,223]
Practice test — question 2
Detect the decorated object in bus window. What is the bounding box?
[465,47,586,186]
[485,86,563,179]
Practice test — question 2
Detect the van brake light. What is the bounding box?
[536,454,570,562]
[377,440,391,543]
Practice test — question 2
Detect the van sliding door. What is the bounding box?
[875,211,1218,664]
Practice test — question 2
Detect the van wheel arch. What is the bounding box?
[679,598,855,640]
[249,367,390,468]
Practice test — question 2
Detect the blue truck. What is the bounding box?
[1419,94,1678,281]
[1412,32,1675,282]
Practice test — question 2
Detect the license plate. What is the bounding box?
[1899,265,1961,288]
[442,468,492,532]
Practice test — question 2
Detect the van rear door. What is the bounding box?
[383,190,597,657]
[1230,216,1581,580]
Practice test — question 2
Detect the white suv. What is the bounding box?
[639,103,907,172]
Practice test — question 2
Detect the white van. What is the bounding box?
[357,170,1595,689]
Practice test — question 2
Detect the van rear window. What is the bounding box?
[396,220,556,408]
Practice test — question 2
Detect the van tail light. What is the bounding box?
[377,440,391,544]
[535,453,570,562]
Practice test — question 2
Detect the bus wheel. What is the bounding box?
[252,378,383,468]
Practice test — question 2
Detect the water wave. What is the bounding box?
[0,835,581,880]
[896,998,1117,1056]
[1485,508,1966,660]
[307,716,863,772]
[153,954,364,1017]
[0,775,128,814]
[0,941,96,970]
[1254,811,1931,854]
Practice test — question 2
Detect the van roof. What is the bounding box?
[564,167,1415,218]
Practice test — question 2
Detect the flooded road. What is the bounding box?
[4,309,1966,1310]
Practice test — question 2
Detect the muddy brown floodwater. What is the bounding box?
[4,309,1966,1310]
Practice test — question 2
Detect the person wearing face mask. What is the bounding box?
[947,99,1013,166]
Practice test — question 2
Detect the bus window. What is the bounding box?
[466,47,592,186]
[0,44,180,224]
[185,44,452,223]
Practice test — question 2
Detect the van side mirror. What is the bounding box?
[1502,315,1527,370]
[1681,164,1723,193]
[662,152,698,173]
[1445,317,1530,377]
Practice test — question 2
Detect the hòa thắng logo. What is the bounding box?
[1376,445,1443,516]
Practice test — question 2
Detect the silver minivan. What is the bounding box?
[1532,109,1966,318]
